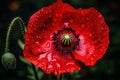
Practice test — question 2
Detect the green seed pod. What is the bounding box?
[61,33,72,45]
[1,52,16,71]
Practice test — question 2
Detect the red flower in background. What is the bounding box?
[23,0,109,76]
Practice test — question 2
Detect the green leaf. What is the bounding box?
[27,75,34,80]
[18,39,24,50]
[19,56,31,65]
[35,67,44,79]
[27,65,34,75]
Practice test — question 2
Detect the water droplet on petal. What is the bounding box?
[47,53,52,62]
[46,11,48,14]
[59,14,62,17]
[48,65,53,69]
[56,13,59,17]
[91,57,94,60]
[46,42,50,48]
[39,37,42,40]
[89,33,92,37]
[50,35,53,38]
[56,63,61,68]
[89,52,92,54]
[100,27,104,31]
[35,41,39,44]
[66,62,74,66]
[81,24,85,28]
[56,13,62,17]
[98,15,102,18]
[64,22,69,27]
[41,8,44,12]
[51,59,57,61]
[39,53,47,59]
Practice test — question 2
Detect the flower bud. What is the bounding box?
[1,52,16,71]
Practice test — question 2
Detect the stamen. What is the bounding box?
[52,27,80,54]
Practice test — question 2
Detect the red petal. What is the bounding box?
[24,1,81,75]
[72,8,109,66]
[24,0,109,75]
[25,1,75,56]
[24,41,80,76]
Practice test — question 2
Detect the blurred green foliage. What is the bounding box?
[0,0,120,80]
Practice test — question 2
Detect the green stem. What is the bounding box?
[32,64,39,80]
[5,17,26,52]
[59,75,63,80]
[5,17,39,80]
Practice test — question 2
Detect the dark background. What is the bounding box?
[0,0,120,80]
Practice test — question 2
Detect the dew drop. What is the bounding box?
[90,52,92,55]
[56,63,61,68]
[89,33,92,37]
[48,65,53,69]
[51,59,57,61]
[35,41,39,44]
[46,42,50,48]
[56,13,59,17]
[45,11,48,14]
[59,14,62,17]
[81,24,85,28]
[56,13,62,17]
[66,62,74,66]
[41,8,44,12]
[50,35,53,38]
[36,35,42,39]
[64,22,69,27]
[91,57,94,60]
[98,15,102,18]
[39,53,47,59]
[47,53,52,62]
[100,27,104,31]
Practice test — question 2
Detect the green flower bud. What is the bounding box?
[1,52,16,71]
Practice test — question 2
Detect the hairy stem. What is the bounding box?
[5,17,39,80]
[5,17,26,52]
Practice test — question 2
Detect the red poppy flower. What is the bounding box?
[23,0,109,76]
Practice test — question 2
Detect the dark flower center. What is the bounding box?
[52,27,80,54]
